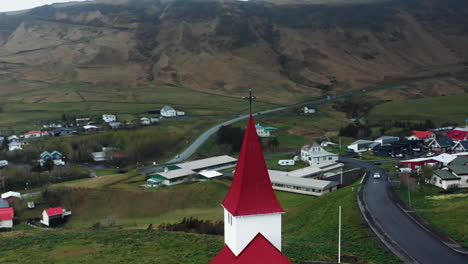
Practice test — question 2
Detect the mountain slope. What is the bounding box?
[0,0,467,103]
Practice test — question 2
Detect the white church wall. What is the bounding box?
[224,209,282,256]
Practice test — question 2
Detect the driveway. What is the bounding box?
[341,156,468,264]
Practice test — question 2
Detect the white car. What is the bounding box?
[427,152,436,157]
[373,172,381,179]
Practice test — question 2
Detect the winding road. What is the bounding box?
[341,156,468,264]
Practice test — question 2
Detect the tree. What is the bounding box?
[268,137,279,152]
[43,159,54,171]
[1,136,7,150]
[421,166,434,184]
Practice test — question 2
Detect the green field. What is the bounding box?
[368,93,468,126]
[395,184,468,247]
[0,83,276,132]
[6,178,400,263]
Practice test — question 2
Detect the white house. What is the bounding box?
[301,142,338,167]
[303,106,317,114]
[0,207,14,230]
[431,169,462,190]
[255,124,270,137]
[102,114,116,123]
[40,207,71,227]
[39,151,65,166]
[374,136,400,145]
[147,168,195,187]
[8,141,22,151]
[140,117,151,125]
[268,170,339,196]
[211,115,292,263]
[0,160,8,168]
[161,106,177,117]
[347,140,376,153]
[452,141,468,153]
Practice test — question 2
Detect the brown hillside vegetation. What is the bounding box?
[0,0,468,103]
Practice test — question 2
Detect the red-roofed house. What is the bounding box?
[0,207,14,230]
[408,131,435,142]
[448,127,468,141]
[23,131,49,138]
[211,115,292,263]
[40,207,71,227]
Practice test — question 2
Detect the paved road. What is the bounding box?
[341,156,468,264]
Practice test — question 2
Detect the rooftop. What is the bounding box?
[447,165,468,175]
[268,170,338,190]
[177,155,237,171]
[45,207,64,216]
[433,170,459,180]
[152,168,195,180]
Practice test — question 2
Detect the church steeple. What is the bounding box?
[222,115,284,216]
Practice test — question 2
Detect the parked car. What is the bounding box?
[395,153,404,158]
[373,172,381,179]
[412,148,421,152]
[426,152,436,157]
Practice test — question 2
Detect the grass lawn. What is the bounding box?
[368,93,468,126]
[395,184,468,247]
[266,158,308,171]
[95,169,119,177]
[8,178,400,263]
[358,153,391,161]
[377,162,398,173]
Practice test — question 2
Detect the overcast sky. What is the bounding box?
[0,0,90,13]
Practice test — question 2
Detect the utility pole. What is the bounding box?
[407,183,412,208]
[338,206,342,264]
[339,136,342,156]
[340,168,343,185]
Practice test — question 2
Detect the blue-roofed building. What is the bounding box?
[452,140,468,153]
[429,137,454,153]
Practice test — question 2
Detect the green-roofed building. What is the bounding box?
[431,169,460,190]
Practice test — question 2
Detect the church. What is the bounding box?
[210,115,292,264]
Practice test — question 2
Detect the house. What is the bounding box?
[431,170,460,190]
[278,160,295,166]
[161,106,177,117]
[1,191,21,206]
[53,128,76,136]
[450,156,468,166]
[303,106,317,114]
[43,121,62,129]
[91,147,114,162]
[446,165,468,188]
[8,141,22,151]
[210,115,292,264]
[0,207,14,231]
[374,136,400,145]
[75,117,90,125]
[102,114,116,123]
[39,151,65,166]
[428,137,454,153]
[23,131,49,138]
[300,142,338,167]
[347,140,376,153]
[147,168,196,187]
[140,117,151,125]
[108,122,122,129]
[0,160,7,168]
[255,124,270,137]
[268,170,339,196]
[83,125,99,132]
[448,127,468,141]
[40,207,71,227]
[407,131,435,142]
[452,141,468,153]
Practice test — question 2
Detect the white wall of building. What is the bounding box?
[256,127,270,137]
[0,219,13,229]
[161,110,177,117]
[224,209,282,256]
[431,176,460,190]
[40,211,49,226]
[458,175,468,188]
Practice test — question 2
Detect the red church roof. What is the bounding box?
[210,233,292,264]
[412,131,433,139]
[45,207,63,216]
[222,115,284,216]
[0,207,14,221]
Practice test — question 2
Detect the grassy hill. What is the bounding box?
[368,93,468,126]
[7,178,400,263]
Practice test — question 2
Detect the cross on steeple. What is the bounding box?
[242,89,256,114]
